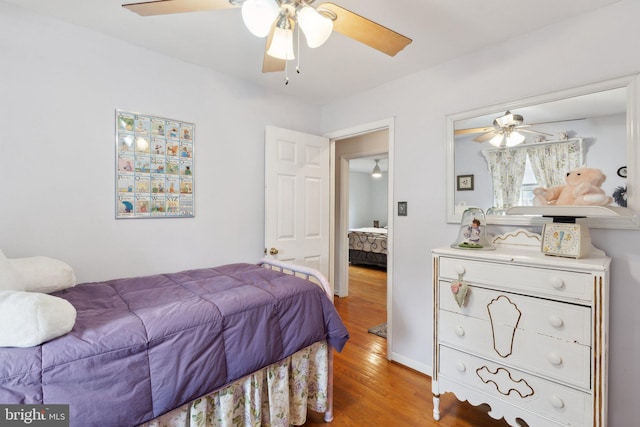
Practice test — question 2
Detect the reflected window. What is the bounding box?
[518,157,538,206]
[484,138,583,210]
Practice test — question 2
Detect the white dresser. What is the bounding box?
[432,229,609,427]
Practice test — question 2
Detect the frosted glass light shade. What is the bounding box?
[371,160,382,178]
[489,133,504,147]
[505,131,525,147]
[267,27,295,60]
[242,0,280,38]
[297,6,333,48]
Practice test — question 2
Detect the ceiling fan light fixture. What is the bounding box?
[505,131,525,147]
[371,159,382,178]
[495,112,513,127]
[495,111,524,127]
[297,5,333,48]
[241,0,280,38]
[489,133,505,147]
[267,18,295,60]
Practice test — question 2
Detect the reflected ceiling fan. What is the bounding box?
[455,111,555,147]
[122,0,412,76]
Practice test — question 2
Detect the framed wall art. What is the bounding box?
[456,174,474,191]
[115,110,194,218]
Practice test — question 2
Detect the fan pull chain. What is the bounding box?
[296,23,301,74]
[284,60,289,85]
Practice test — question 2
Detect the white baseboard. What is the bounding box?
[389,351,432,378]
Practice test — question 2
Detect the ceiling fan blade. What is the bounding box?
[122,0,238,16]
[262,22,286,73]
[520,129,554,136]
[454,126,496,136]
[528,117,586,126]
[317,3,412,56]
[262,52,285,73]
[473,131,499,143]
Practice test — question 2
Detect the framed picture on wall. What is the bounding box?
[457,174,474,191]
[115,110,195,219]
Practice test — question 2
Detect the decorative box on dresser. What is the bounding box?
[431,229,610,427]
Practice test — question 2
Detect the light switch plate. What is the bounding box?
[398,201,407,216]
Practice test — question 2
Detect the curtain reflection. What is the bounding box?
[482,148,527,210]
[482,139,584,210]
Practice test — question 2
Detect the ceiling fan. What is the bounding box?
[122,0,412,75]
[455,111,555,147]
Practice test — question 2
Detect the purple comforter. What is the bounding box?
[0,263,349,426]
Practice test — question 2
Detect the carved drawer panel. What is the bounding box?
[438,345,590,427]
[438,281,591,345]
[438,309,591,389]
[438,257,593,302]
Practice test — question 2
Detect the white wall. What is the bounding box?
[2,1,639,424]
[370,173,389,225]
[322,1,640,424]
[0,2,321,282]
[349,171,388,228]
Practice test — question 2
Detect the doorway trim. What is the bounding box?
[325,117,394,356]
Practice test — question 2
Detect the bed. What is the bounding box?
[348,227,388,268]
[0,259,349,427]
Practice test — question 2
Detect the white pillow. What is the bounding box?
[0,290,77,348]
[9,256,77,294]
[0,250,26,292]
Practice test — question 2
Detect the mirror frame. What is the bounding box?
[446,74,640,229]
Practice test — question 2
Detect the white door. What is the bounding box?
[264,126,330,278]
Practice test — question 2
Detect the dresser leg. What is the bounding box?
[433,393,441,420]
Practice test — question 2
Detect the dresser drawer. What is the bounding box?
[438,345,590,427]
[438,257,593,302]
[438,281,591,345]
[438,309,591,389]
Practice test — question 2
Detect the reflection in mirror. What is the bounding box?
[447,75,640,229]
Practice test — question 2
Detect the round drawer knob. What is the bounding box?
[455,265,466,275]
[549,315,564,328]
[550,277,565,290]
[549,395,565,409]
[455,326,465,337]
[547,352,563,366]
[456,362,466,372]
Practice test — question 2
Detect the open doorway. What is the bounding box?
[347,155,388,274]
[332,127,392,364]
[346,154,389,338]
[329,121,392,353]
[332,127,390,296]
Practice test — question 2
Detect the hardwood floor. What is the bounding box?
[303,264,509,427]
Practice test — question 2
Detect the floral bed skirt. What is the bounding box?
[139,340,329,427]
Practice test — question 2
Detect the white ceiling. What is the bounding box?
[5,0,621,106]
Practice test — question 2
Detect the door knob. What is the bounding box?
[269,248,279,255]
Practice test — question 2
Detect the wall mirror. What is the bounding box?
[446,74,640,229]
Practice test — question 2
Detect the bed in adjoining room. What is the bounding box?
[348,227,388,268]
[0,253,349,427]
